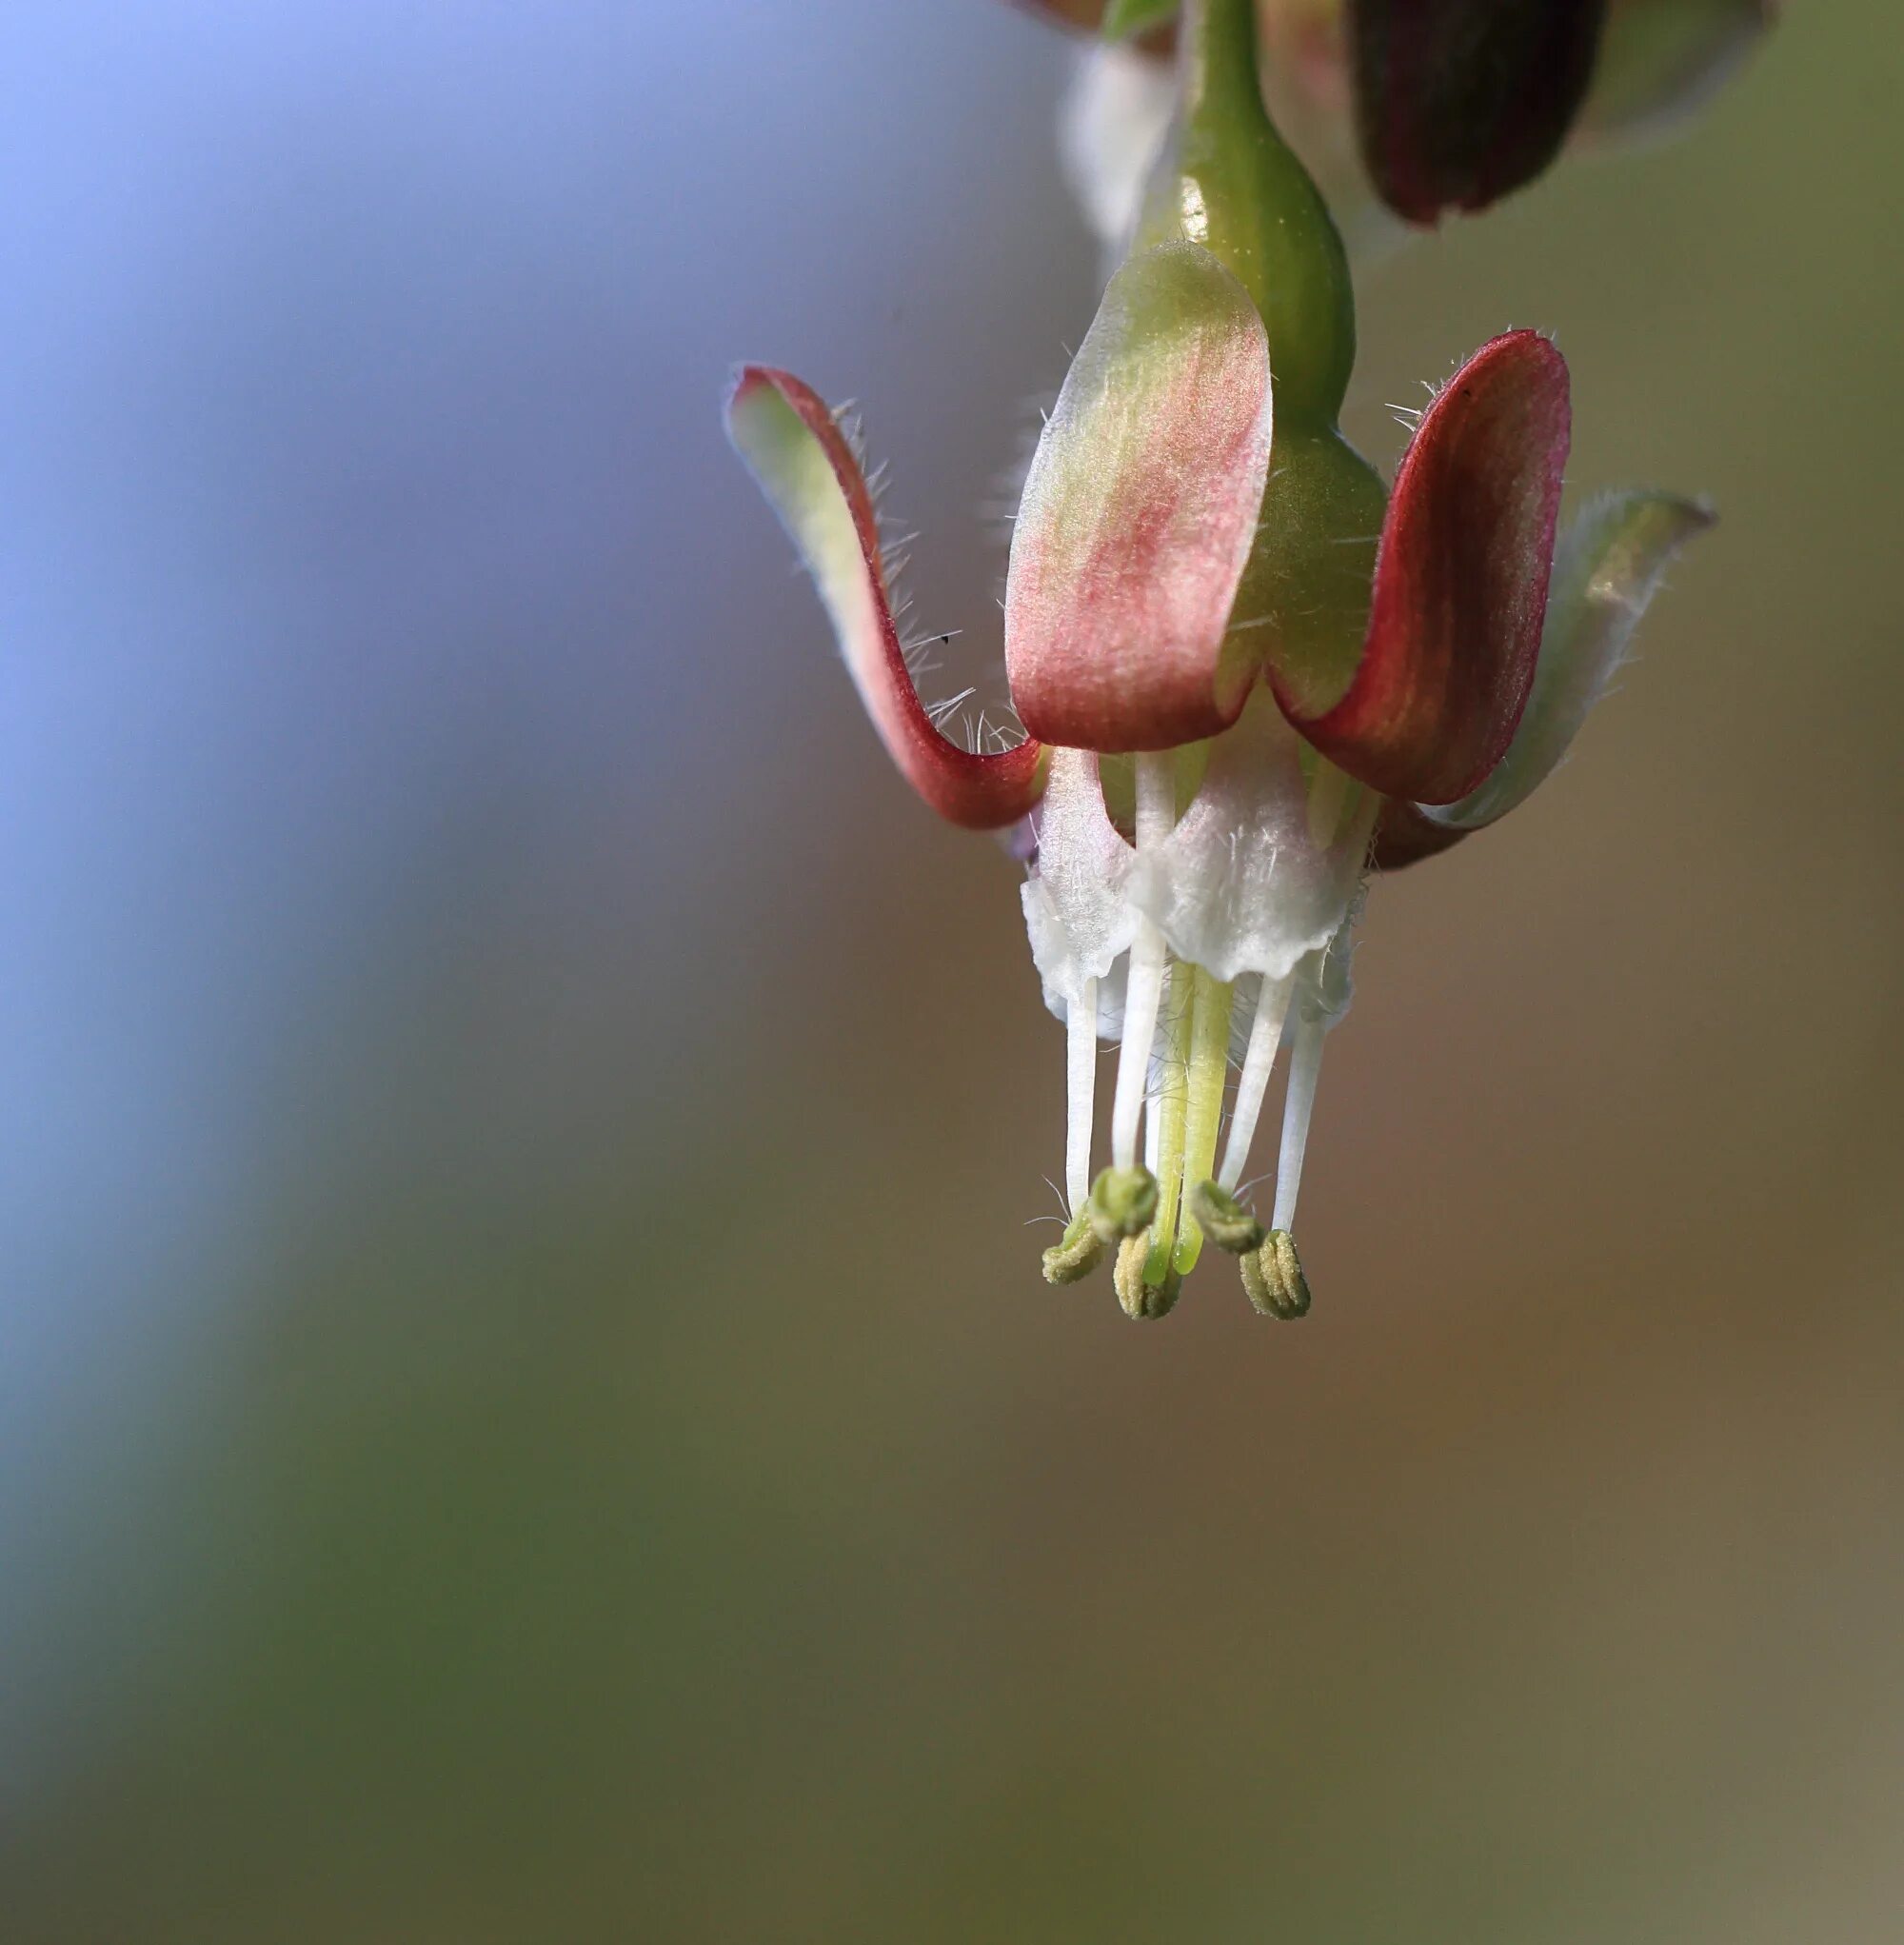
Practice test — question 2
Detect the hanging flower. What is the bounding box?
[725,0,1712,1318]
[1034,0,1773,254]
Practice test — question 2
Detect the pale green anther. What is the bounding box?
[1116,1233,1182,1320]
[1240,1228,1312,1320]
[1043,1208,1106,1286]
[1089,1164,1160,1243]
[1172,968,1233,1275]
[1188,1180,1263,1256]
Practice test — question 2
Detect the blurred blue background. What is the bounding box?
[4,3,1901,1938]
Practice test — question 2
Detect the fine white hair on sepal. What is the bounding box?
[923,685,976,726]
[823,411,1026,753]
[829,399,863,451]
[900,626,960,681]
[981,387,1061,537]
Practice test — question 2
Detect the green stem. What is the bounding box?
[1159,0,1359,430]
[1148,0,1391,720]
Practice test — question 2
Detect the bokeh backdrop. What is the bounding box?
[4,3,1901,1939]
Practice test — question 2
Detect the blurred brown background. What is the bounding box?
[3,3,1900,1939]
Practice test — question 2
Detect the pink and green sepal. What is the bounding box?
[724,366,1048,830]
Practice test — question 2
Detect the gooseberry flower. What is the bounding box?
[1034,0,1773,253]
[727,0,1711,1319]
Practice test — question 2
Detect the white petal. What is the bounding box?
[1128,688,1368,984]
[1021,746,1140,1029]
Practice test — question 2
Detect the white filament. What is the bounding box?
[1271,1008,1326,1234]
[1109,755,1177,1171]
[1218,972,1294,1192]
[1112,925,1165,1169]
[1064,975,1099,1212]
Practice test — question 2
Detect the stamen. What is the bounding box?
[1109,752,1177,1171]
[1087,1163,1158,1242]
[1218,972,1294,1191]
[1240,1229,1311,1320]
[1114,1232,1181,1320]
[1064,974,1099,1212]
[1172,966,1233,1275]
[1042,1207,1104,1286]
[1112,925,1165,1167]
[1188,1179,1263,1256]
[1271,1001,1326,1234]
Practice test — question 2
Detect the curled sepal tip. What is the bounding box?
[1373,487,1715,869]
[1367,798,1468,872]
[1088,1164,1160,1243]
[1436,487,1715,828]
[1006,241,1273,753]
[1278,330,1570,804]
[1042,1208,1107,1285]
[1240,1229,1312,1319]
[1115,1233,1182,1320]
[1189,1179,1264,1256]
[724,366,1046,830]
[1580,0,1775,147]
[1348,0,1607,225]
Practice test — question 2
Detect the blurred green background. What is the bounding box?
[4,4,1901,1939]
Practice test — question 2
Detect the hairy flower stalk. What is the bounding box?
[726,0,1721,1319]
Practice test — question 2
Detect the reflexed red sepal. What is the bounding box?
[1347,0,1607,224]
[1372,486,1714,869]
[1278,329,1570,804]
[724,367,1046,830]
